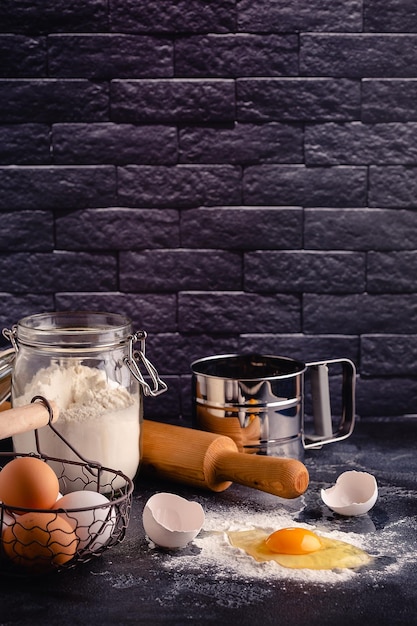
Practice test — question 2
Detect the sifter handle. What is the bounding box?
[305,358,356,448]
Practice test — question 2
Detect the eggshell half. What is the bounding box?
[321,470,378,516]
[143,492,205,549]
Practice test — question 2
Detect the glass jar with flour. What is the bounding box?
[2,311,167,491]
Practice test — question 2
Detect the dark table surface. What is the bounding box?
[1,417,416,626]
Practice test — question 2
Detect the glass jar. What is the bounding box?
[2,311,167,491]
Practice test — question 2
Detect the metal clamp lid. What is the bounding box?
[123,331,168,397]
[1,325,167,400]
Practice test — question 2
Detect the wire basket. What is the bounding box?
[0,396,134,575]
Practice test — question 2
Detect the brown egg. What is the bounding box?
[0,457,59,513]
[2,511,79,572]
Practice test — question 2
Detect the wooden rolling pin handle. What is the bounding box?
[213,451,309,499]
[0,400,59,440]
[141,420,309,498]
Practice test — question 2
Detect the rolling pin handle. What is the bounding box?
[214,451,309,499]
[0,397,59,441]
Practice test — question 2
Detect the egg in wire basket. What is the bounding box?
[0,396,134,576]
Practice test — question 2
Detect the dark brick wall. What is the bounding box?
[1,0,417,420]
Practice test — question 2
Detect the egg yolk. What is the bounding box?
[265,527,322,555]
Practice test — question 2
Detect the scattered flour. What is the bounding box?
[158,505,358,584]
[152,494,417,587]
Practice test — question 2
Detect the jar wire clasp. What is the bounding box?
[124,331,167,397]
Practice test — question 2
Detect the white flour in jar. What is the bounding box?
[12,363,140,491]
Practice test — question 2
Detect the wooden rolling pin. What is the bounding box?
[142,420,309,499]
[0,400,59,440]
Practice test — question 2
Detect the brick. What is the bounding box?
[181,207,303,250]
[179,123,302,164]
[56,208,179,250]
[301,34,417,78]
[238,333,359,365]
[369,166,417,207]
[118,165,241,208]
[304,294,417,334]
[110,0,235,33]
[356,378,417,417]
[0,80,108,123]
[0,295,54,334]
[52,124,177,165]
[367,252,417,292]
[243,165,367,207]
[305,208,417,251]
[0,252,117,292]
[305,122,417,165]
[162,377,189,420]
[1,0,416,424]
[175,34,298,77]
[237,78,360,122]
[361,335,417,376]
[364,0,417,32]
[111,79,235,123]
[245,251,365,293]
[0,0,109,34]
[120,250,242,291]
[0,166,116,210]
[0,211,53,251]
[48,35,173,79]
[0,35,46,77]
[147,332,240,374]
[179,375,196,422]
[178,292,300,333]
[55,293,177,333]
[237,0,362,32]
[362,79,417,122]
[143,376,182,420]
[0,125,51,165]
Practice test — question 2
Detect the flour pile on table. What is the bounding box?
[157,491,416,586]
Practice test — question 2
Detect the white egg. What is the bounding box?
[52,490,116,552]
[321,470,378,516]
[143,492,205,549]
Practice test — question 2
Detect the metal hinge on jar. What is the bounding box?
[123,331,168,397]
